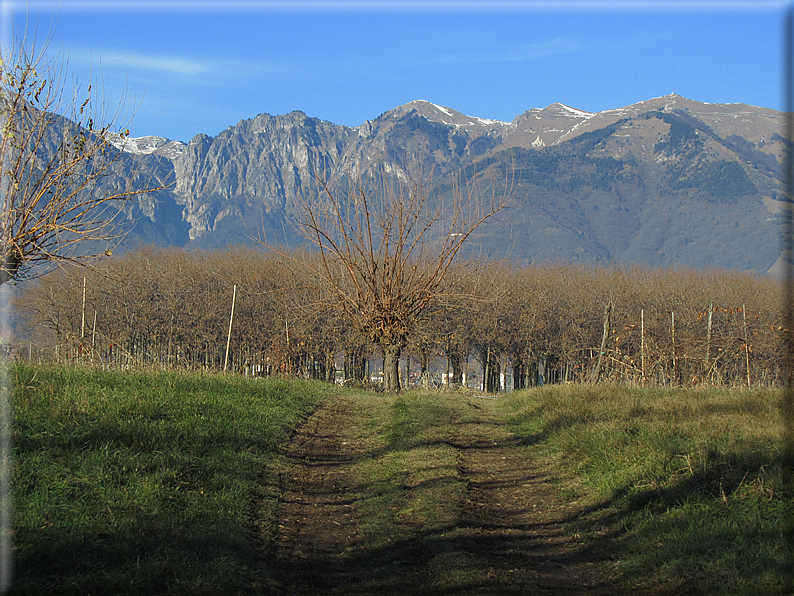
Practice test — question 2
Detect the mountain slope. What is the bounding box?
[110,94,789,272]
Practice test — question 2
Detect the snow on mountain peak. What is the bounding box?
[403,99,508,127]
[429,102,454,118]
[108,133,186,158]
[557,104,594,118]
[535,103,594,118]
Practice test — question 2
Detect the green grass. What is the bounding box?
[350,392,465,545]
[306,390,479,594]
[499,384,792,595]
[9,368,790,594]
[9,363,334,595]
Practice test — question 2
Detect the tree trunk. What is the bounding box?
[344,348,367,381]
[344,351,354,381]
[382,343,402,391]
[449,351,463,384]
[326,353,335,383]
[481,345,489,391]
[513,353,526,390]
[488,359,501,392]
[483,348,500,392]
[419,349,430,388]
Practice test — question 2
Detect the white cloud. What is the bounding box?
[99,50,208,76]
[506,37,584,61]
[424,29,672,68]
[65,46,267,82]
[67,47,207,77]
[422,36,584,67]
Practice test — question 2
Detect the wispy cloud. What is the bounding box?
[67,47,209,77]
[503,37,584,61]
[419,36,585,67]
[98,50,208,76]
[65,47,267,82]
[423,29,670,67]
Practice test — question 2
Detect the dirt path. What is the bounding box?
[448,400,617,594]
[271,394,619,594]
[274,396,369,593]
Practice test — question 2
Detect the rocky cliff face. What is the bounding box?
[112,94,789,272]
[168,111,353,241]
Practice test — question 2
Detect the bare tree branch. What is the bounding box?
[289,163,511,391]
[0,28,163,284]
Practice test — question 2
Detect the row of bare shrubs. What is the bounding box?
[13,246,786,389]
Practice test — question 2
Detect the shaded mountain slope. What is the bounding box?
[104,94,788,272]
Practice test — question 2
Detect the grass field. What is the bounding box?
[499,384,792,594]
[5,365,792,594]
[8,364,335,595]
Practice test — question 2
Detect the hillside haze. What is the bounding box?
[111,94,788,273]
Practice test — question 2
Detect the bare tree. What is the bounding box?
[0,31,158,284]
[292,166,509,392]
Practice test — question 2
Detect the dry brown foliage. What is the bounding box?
[1,32,161,283]
[15,247,785,390]
[285,166,510,390]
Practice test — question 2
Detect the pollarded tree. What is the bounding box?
[292,166,509,391]
[0,31,159,284]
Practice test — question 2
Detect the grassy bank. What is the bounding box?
[9,364,334,595]
[499,384,791,594]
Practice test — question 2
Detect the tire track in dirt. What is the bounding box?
[273,395,367,594]
[271,395,619,594]
[447,399,618,594]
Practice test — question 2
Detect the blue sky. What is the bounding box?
[2,1,789,142]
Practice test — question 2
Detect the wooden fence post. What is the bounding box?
[743,304,751,389]
[91,311,97,361]
[223,285,237,373]
[81,277,86,340]
[591,300,613,383]
[641,309,645,384]
[671,311,677,386]
[706,303,713,384]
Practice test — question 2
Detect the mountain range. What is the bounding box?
[108,94,790,273]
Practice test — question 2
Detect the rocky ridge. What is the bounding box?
[112,94,789,272]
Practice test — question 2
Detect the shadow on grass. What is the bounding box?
[9,372,330,595]
[271,401,625,595]
[274,526,621,595]
[14,380,788,595]
[12,519,263,596]
[10,427,273,595]
[274,451,789,594]
[272,393,791,595]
